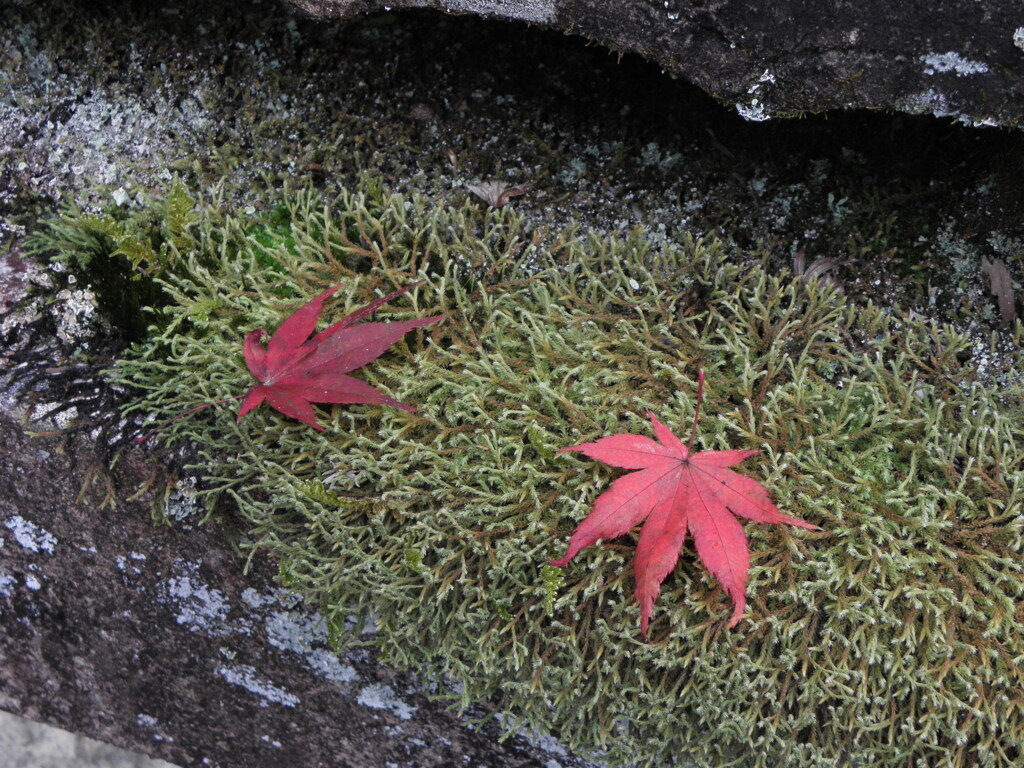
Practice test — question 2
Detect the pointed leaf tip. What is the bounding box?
[647,411,687,456]
[728,601,745,628]
[243,329,269,381]
[238,387,267,419]
[318,281,433,338]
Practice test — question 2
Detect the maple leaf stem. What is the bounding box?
[135,395,245,444]
[686,370,705,455]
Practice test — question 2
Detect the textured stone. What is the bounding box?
[288,0,1024,129]
[0,710,176,768]
[0,412,584,768]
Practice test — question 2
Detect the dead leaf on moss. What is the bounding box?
[981,256,1016,324]
[409,103,437,122]
[466,180,533,208]
[793,248,846,293]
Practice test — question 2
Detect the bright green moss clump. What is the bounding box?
[70,178,1024,767]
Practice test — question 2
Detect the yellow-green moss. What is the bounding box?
[54,178,1024,767]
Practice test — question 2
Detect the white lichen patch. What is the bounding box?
[1014,27,1024,52]
[163,477,203,525]
[0,571,16,597]
[242,587,359,684]
[52,287,98,345]
[216,664,299,708]
[163,569,364,693]
[23,574,41,591]
[30,402,79,430]
[163,565,233,636]
[495,712,570,762]
[736,98,770,122]
[264,609,358,684]
[0,40,214,207]
[748,69,775,92]
[444,0,555,24]
[136,713,175,742]
[356,684,417,721]
[240,587,275,609]
[903,88,955,119]
[115,554,148,578]
[4,515,57,554]
[921,52,989,76]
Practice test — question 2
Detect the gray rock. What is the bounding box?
[287,0,1024,129]
[0,412,586,767]
[0,710,178,768]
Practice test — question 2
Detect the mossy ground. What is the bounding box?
[33,176,1024,768]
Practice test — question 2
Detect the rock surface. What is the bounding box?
[288,0,1024,129]
[0,710,176,768]
[0,408,585,768]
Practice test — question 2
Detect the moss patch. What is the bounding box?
[44,175,1022,767]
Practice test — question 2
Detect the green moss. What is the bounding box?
[22,181,202,340]
[80,177,1024,767]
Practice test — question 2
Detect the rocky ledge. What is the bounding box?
[289,0,1024,129]
[0,406,586,767]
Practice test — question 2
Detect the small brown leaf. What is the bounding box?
[793,251,846,293]
[802,257,839,281]
[981,256,1016,324]
[792,247,806,277]
[409,103,437,122]
[466,180,533,208]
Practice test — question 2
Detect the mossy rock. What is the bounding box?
[41,177,1024,767]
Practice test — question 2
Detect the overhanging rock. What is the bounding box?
[287,0,1024,128]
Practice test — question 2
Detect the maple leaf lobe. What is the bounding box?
[553,407,816,636]
[238,283,441,430]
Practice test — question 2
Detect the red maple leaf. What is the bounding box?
[237,282,442,430]
[135,283,440,443]
[551,372,817,636]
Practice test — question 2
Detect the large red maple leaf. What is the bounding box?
[551,372,817,636]
[238,282,442,430]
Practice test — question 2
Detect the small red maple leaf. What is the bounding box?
[238,282,442,430]
[135,283,440,443]
[551,372,818,636]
